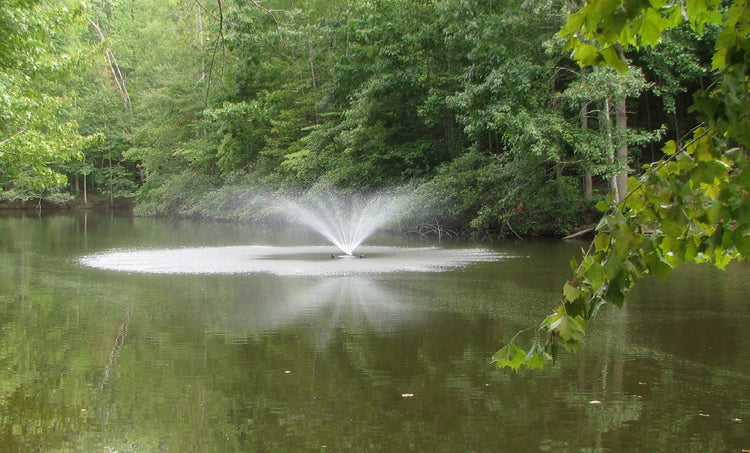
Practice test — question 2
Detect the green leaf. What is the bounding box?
[559,9,587,37]
[732,228,750,257]
[612,225,637,257]
[544,310,587,349]
[574,42,606,67]
[637,7,666,46]
[492,343,527,371]
[563,282,581,302]
[600,46,628,72]
[593,232,610,252]
[582,257,605,287]
[525,343,553,369]
[595,200,610,212]
[662,140,677,155]
[602,271,629,307]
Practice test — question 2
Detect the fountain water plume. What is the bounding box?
[280,188,408,256]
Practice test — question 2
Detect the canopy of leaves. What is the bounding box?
[0,0,94,199]
[0,0,726,240]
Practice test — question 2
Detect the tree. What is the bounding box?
[69,0,221,208]
[494,0,750,370]
[562,64,652,202]
[0,0,94,202]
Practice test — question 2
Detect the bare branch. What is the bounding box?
[89,19,132,113]
[204,0,225,104]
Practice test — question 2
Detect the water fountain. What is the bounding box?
[278,188,409,257]
[78,186,508,275]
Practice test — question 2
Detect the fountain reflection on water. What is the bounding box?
[211,276,422,348]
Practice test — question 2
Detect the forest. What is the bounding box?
[0,0,721,238]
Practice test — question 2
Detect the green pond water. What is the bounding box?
[0,211,748,452]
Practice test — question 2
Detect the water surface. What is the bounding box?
[0,212,748,452]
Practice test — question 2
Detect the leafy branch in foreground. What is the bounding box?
[494,0,750,370]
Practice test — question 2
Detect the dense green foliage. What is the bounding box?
[0,0,95,203]
[493,0,750,369]
[1,0,721,237]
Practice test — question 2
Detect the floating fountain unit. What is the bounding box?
[330,253,365,259]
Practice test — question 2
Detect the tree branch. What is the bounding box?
[89,19,132,113]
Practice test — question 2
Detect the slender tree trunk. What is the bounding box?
[197,1,206,85]
[109,155,114,207]
[615,98,629,200]
[602,96,619,201]
[309,47,317,89]
[83,171,88,206]
[581,100,593,199]
[82,155,88,206]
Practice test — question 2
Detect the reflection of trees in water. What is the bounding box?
[94,305,132,392]
[2,212,749,451]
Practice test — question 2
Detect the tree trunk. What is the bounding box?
[109,154,114,207]
[615,98,629,200]
[602,97,619,201]
[83,171,88,205]
[581,100,593,199]
[82,155,88,206]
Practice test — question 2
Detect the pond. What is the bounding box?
[0,211,748,452]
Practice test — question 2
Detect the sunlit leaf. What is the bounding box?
[559,9,587,37]
[662,140,677,155]
[574,42,606,67]
[563,282,581,302]
[600,46,628,72]
[637,7,665,46]
[492,343,526,371]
